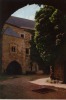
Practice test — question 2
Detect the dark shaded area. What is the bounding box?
[26,71,36,75]
[43,65,50,74]
[30,31,46,71]
[29,30,50,74]
[0,0,66,33]
[6,61,22,75]
[32,87,56,94]
[64,62,66,83]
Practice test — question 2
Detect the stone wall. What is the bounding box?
[54,63,64,81]
[1,24,32,74]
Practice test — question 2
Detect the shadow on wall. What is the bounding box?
[6,61,22,75]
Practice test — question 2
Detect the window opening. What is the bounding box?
[11,46,16,52]
[21,34,24,38]
[26,48,30,55]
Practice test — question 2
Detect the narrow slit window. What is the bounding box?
[26,48,30,55]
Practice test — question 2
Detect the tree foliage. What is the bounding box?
[34,5,66,66]
[26,29,45,70]
[29,31,45,70]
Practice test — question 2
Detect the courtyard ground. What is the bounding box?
[0,74,66,99]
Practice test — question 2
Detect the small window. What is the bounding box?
[11,46,16,52]
[21,34,24,38]
[26,48,30,55]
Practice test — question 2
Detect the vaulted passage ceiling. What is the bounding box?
[0,0,66,32]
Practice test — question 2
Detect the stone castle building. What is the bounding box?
[0,16,66,83]
[1,16,39,75]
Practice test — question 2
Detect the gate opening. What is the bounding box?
[6,61,22,75]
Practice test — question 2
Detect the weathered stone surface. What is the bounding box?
[1,23,32,74]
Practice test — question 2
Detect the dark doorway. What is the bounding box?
[6,61,22,75]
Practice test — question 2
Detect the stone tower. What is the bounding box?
[1,16,38,74]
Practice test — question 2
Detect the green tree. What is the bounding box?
[25,29,45,71]
[34,5,66,67]
[29,30,45,71]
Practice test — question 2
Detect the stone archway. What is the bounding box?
[6,61,22,75]
[0,0,66,33]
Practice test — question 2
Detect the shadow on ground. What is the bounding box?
[0,75,66,99]
[32,87,56,94]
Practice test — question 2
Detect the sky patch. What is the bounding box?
[12,4,41,20]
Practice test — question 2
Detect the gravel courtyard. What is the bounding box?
[0,75,66,99]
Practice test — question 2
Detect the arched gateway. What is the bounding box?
[6,61,22,75]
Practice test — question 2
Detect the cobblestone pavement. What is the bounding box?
[0,75,66,99]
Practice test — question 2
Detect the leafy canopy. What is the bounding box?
[34,5,66,65]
